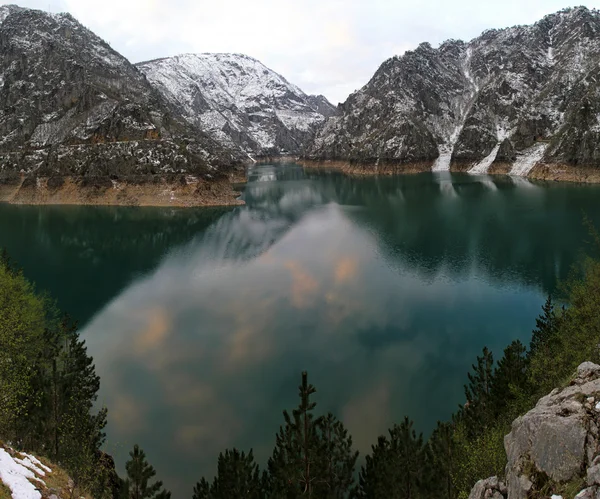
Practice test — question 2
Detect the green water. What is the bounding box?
[1,163,599,496]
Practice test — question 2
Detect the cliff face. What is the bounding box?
[470,362,600,499]
[0,5,243,193]
[137,53,338,157]
[309,7,600,176]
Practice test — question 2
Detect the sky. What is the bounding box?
[9,0,600,103]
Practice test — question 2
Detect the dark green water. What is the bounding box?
[1,163,599,496]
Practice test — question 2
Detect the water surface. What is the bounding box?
[1,164,599,496]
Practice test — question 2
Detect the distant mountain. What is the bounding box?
[309,7,600,176]
[0,5,242,183]
[137,53,338,157]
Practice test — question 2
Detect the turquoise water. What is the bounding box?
[1,164,599,496]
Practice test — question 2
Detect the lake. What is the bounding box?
[1,163,599,496]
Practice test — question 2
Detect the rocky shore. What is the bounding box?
[470,362,600,499]
[268,157,600,184]
[0,172,246,207]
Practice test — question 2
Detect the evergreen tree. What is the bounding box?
[124,445,171,499]
[426,421,456,499]
[491,340,528,413]
[269,371,322,498]
[194,449,264,499]
[462,347,494,435]
[316,413,359,499]
[527,296,559,361]
[268,372,358,498]
[354,417,426,499]
[192,478,212,499]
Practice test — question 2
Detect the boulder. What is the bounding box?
[468,476,507,499]
[502,362,600,499]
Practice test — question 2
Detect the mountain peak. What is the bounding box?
[310,6,600,174]
[137,53,337,155]
[0,4,25,24]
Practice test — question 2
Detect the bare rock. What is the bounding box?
[505,362,600,499]
[469,476,507,499]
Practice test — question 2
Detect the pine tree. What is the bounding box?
[354,417,426,499]
[528,296,559,360]
[195,448,264,499]
[462,347,494,435]
[192,478,212,499]
[269,371,321,498]
[491,340,527,412]
[268,372,358,498]
[426,421,456,499]
[316,413,358,499]
[124,445,171,499]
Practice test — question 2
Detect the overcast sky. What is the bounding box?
[9,0,600,103]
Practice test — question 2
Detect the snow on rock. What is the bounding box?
[510,143,548,176]
[310,7,600,171]
[469,143,501,174]
[137,53,337,156]
[432,149,453,172]
[0,5,241,179]
[0,448,43,499]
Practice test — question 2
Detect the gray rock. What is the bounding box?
[588,464,600,486]
[505,362,600,499]
[309,7,600,172]
[468,476,507,499]
[0,5,242,183]
[137,54,338,156]
[575,487,596,499]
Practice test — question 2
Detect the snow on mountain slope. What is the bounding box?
[0,5,242,182]
[137,53,338,156]
[310,7,600,175]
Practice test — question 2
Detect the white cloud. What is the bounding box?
[10,0,600,103]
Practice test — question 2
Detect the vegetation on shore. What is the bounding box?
[1,229,600,498]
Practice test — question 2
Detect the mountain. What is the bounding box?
[136,53,338,157]
[309,7,600,177]
[0,4,244,205]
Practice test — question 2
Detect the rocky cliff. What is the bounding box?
[470,362,600,499]
[0,5,245,205]
[137,53,338,157]
[309,7,600,178]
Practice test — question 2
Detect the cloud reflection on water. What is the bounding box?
[76,166,600,496]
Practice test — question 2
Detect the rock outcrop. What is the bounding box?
[470,362,600,499]
[310,7,600,176]
[137,53,338,156]
[0,4,244,205]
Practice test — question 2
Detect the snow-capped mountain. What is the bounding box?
[310,7,600,175]
[137,53,337,157]
[0,5,241,180]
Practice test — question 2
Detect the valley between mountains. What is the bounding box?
[1,5,600,206]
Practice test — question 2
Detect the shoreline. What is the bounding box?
[0,173,247,208]
[3,160,600,209]
[259,157,600,184]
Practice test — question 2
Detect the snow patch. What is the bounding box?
[0,448,43,499]
[469,143,501,174]
[510,143,548,176]
[137,53,332,154]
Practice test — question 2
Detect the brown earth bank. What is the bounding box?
[0,173,246,207]
[265,157,600,184]
[266,157,433,175]
[528,162,600,183]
